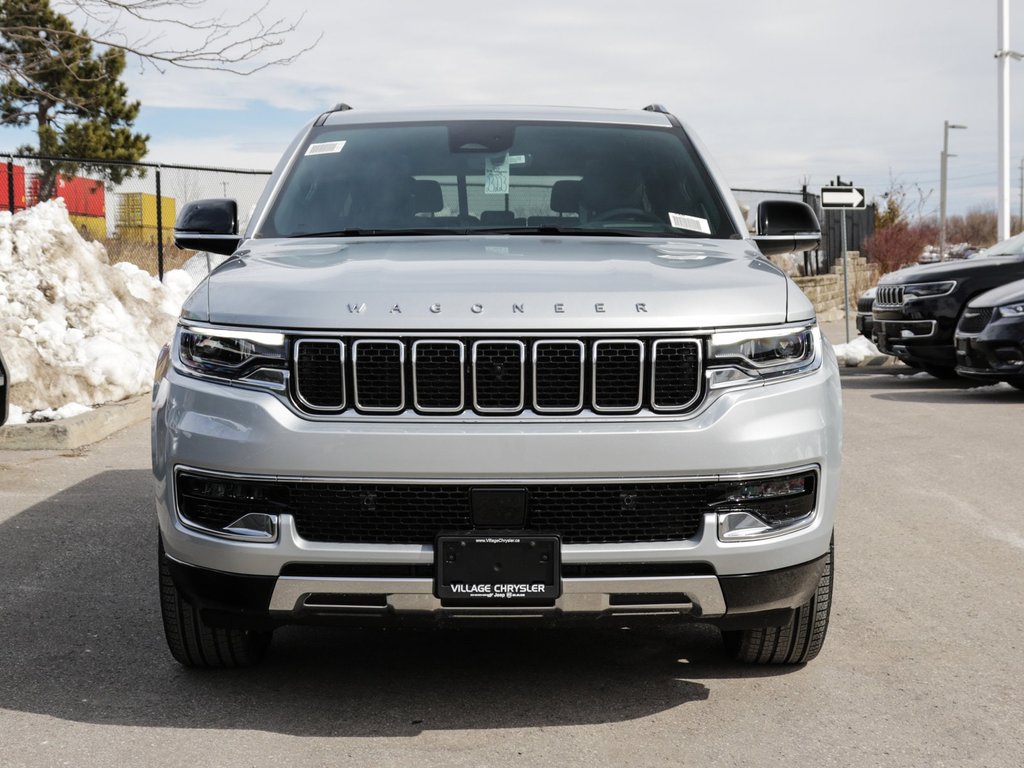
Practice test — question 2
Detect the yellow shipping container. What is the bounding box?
[69,213,107,240]
[117,192,176,229]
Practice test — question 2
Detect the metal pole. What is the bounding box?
[940,120,966,258]
[155,165,165,282]
[841,208,850,344]
[1019,157,1023,233]
[940,127,948,260]
[998,0,1011,241]
[6,158,14,214]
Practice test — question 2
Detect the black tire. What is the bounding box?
[722,540,833,665]
[159,543,272,668]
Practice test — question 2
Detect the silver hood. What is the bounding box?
[184,235,795,330]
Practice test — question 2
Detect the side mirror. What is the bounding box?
[753,200,821,257]
[0,347,8,427]
[174,199,240,256]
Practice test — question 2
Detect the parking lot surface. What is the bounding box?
[1,368,1022,767]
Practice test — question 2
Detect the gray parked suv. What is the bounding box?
[154,104,841,668]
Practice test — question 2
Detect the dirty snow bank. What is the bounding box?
[0,200,195,415]
[832,335,883,366]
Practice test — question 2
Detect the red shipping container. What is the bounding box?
[54,175,105,217]
[29,173,106,216]
[0,165,27,211]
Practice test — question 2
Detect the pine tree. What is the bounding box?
[0,0,148,198]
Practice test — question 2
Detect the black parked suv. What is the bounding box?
[954,277,1024,388]
[0,347,8,426]
[872,232,1024,376]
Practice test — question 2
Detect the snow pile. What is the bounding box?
[0,200,196,415]
[832,335,882,366]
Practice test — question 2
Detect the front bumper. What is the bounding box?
[153,356,841,626]
[164,549,829,631]
[872,300,958,367]
[955,315,1024,382]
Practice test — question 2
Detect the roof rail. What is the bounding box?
[642,103,670,114]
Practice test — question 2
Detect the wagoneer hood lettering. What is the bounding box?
[190,237,789,329]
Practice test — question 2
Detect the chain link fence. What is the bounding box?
[2,154,865,281]
[2,153,271,280]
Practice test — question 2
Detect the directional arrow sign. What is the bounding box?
[820,186,866,209]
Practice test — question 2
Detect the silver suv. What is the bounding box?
[154,104,840,667]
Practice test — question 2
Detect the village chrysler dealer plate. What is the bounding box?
[435,534,561,603]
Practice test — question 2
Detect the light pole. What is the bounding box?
[1019,157,1024,233]
[995,0,1023,241]
[939,120,967,259]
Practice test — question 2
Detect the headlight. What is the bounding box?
[707,324,819,388]
[174,324,288,389]
[903,281,956,299]
[997,302,1024,317]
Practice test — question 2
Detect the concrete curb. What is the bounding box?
[0,396,149,451]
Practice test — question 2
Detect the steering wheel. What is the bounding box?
[591,208,663,224]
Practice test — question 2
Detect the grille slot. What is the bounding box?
[413,340,464,412]
[533,340,585,412]
[294,340,345,410]
[352,340,405,412]
[875,285,904,307]
[291,334,704,416]
[473,341,525,413]
[651,340,702,410]
[592,340,644,412]
[957,307,994,335]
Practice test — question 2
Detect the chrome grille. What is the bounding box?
[291,335,704,416]
[875,285,904,307]
[957,307,994,335]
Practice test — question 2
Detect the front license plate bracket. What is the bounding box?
[435,533,561,603]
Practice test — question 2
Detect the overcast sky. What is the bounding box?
[4,0,1024,217]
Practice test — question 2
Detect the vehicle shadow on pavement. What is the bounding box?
[840,372,1024,404]
[0,470,798,736]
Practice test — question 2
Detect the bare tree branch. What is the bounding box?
[2,0,320,82]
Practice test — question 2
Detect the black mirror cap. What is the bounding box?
[0,347,8,428]
[754,200,821,256]
[174,199,241,255]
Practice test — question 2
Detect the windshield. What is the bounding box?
[980,230,1024,257]
[258,121,737,239]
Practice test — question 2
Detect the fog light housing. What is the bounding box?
[176,471,285,542]
[715,470,818,541]
[224,513,278,541]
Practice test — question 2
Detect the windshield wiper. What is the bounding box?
[292,228,460,238]
[471,226,702,238]
[290,226,709,239]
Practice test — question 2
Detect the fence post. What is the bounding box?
[155,165,164,281]
[6,157,14,214]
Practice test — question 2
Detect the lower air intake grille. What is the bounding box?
[957,307,994,335]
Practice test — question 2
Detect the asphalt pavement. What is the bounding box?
[0,368,1022,767]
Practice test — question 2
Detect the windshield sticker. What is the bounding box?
[669,212,711,234]
[304,141,347,156]
[507,155,527,165]
[485,154,511,194]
